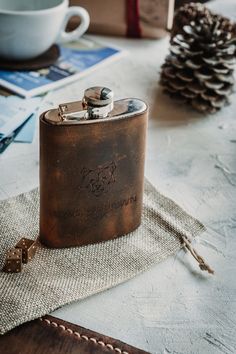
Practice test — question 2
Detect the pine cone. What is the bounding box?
[171,2,236,60]
[171,2,236,40]
[171,2,211,38]
[161,4,236,113]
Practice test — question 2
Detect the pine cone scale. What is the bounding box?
[160,2,236,113]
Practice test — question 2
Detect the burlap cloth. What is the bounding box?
[0,179,205,334]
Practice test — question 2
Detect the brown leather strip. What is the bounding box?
[0,315,149,354]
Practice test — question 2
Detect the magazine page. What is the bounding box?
[0,38,124,98]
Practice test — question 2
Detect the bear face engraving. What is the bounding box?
[81,161,116,197]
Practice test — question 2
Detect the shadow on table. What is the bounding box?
[149,86,209,127]
[176,250,212,281]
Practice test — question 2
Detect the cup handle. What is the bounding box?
[57,6,90,43]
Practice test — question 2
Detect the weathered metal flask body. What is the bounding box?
[39,87,148,248]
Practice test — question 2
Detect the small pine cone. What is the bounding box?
[161,4,236,114]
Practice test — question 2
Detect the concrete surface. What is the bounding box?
[0,32,236,353]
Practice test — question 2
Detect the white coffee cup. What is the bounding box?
[0,0,90,60]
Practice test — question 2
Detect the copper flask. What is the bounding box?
[39,87,148,248]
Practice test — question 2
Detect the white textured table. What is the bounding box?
[1,32,236,354]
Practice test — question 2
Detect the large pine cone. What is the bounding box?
[161,4,236,113]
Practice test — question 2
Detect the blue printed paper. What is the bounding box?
[0,96,40,141]
[0,38,123,98]
[14,113,36,143]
